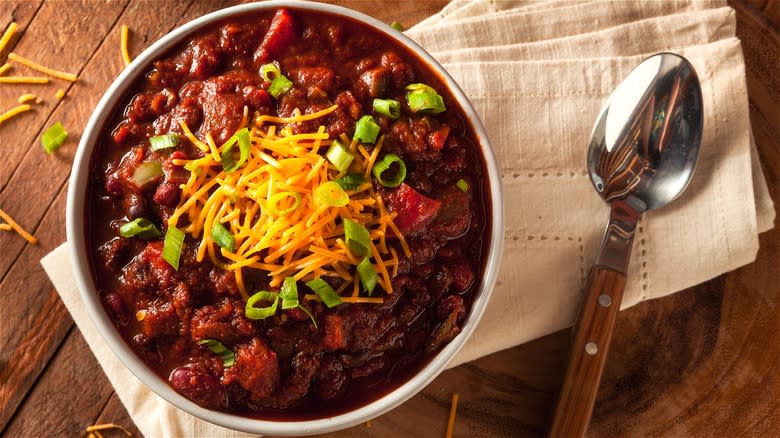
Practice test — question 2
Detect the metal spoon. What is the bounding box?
[550,53,703,438]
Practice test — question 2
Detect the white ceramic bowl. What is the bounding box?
[66,1,504,435]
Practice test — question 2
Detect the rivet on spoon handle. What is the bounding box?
[549,265,626,438]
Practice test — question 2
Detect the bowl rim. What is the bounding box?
[66,1,505,435]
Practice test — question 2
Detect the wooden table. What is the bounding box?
[1,1,778,436]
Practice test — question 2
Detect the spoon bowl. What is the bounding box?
[550,53,703,438]
[588,53,703,212]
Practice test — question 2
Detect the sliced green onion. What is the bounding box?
[372,98,400,119]
[298,304,318,328]
[357,257,379,295]
[221,128,251,173]
[131,161,163,186]
[407,92,446,114]
[119,218,161,240]
[149,134,180,151]
[260,62,282,82]
[325,140,355,173]
[405,83,438,94]
[211,222,235,252]
[197,339,235,368]
[280,277,299,310]
[371,153,407,188]
[162,225,185,270]
[314,181,349,207]
[353,115,380,144]
[306,278,343,308]
[390,21,404,31]
[334,173,366,191]
[268,75,293,99]
[456,178,469,193]
[245,291,279,320]
[267,191,302,216]
[344,218,370,257]
[41,122,68,153]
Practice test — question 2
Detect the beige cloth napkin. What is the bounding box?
[41,0,774,436]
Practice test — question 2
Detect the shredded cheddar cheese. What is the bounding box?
[8,52,78,82]
[17,93,38,104]
[0,63,11,75]
[0,22,17,55]
[0,103,32,124]
[0,224,12,231]
[445,393,459,438]
[120,25,132,66]
[0,76,48,84]
[0,207,37,243]
[55,88,65,100]
[85,423,132,437]
[170,105,405,302]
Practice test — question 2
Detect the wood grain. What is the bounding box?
[1,1,779,437]
[551,266,627,438]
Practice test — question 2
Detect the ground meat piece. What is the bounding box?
[241,85,272,112]
[153,98,203,136]
[171,283,192,317]
[97,238,131,272]
[389,117,428,157]
[373,325,405,352]
[429,185,472,239]
[436,294,466,322]
[408,237,438,264]
[428,264,453,300]
[323,313,348,351]
[358,67,389,98]
[218,22,264,57]
[198,91,245,145]
[449,258,475,292]
[290,66,336,95]
[140,299,179,338]
[316,355,347,400]
[223,338,280,401]
[260,352,320,409]
[350,356,385,378]
[334,90,362,120]
[190,299,255,345]
[380,51,415,89]
[208,268,239,296]
[126,89,177,123]
[121,241,177,293]
[188,38,222,80]
[170,366,227,410]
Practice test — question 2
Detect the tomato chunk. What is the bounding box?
[255,9,298,63]
[384,183,442,235]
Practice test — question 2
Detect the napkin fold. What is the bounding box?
[42,1,774,436]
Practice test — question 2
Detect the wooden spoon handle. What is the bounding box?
[549,265,627,438]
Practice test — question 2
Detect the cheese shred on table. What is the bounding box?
[0,22,17,55]
[120,25,132,66]
[85,423,132,437]
[170,105,403,303]
[8,52,78,82]
[0,76,49,84]
[0,103,32,125]
[445,393,459,438]
[0,207,37,244]
[17,93,39,104]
